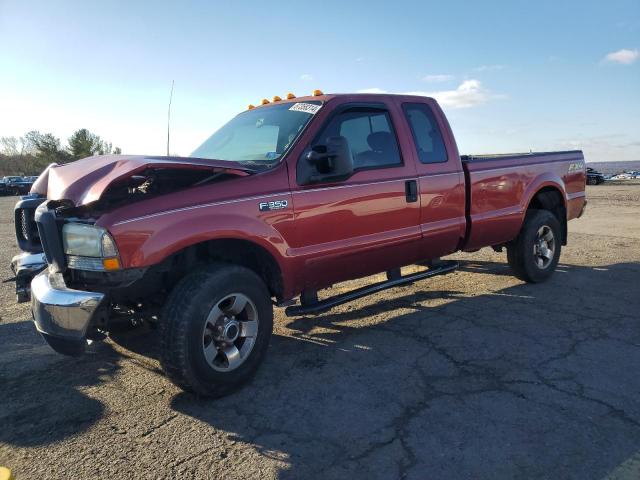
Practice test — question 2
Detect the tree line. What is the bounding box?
[0,129,121,176]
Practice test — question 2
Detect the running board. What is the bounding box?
[284,260,459,317]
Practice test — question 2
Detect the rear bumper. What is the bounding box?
[31,269,106,356]
[577,199,587,218]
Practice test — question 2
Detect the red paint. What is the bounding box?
[49,94,586,301]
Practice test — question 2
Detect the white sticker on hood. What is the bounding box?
[289,103,321,114]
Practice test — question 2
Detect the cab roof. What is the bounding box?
[249,92,436,110]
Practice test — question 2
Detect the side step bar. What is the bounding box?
[285,260,459,317]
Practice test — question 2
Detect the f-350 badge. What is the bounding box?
[259,200,288,212]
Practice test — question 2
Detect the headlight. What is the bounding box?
[62,223,121,271]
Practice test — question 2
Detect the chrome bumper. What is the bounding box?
[11,251,47,302]
[31,269,106,356]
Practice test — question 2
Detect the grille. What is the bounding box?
[15,207,40,248]
[21,209,31,239]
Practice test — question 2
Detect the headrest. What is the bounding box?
[367,131,394,152]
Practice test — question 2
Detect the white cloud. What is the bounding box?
[407,79,494,108]
[422,74,454,83]
[356,87,388,94]
[357,80,497,108]
[603,48,639,64]
[300,73,313,80]
[474,64,505,72]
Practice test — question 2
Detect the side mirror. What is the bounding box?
[303,136,354,184]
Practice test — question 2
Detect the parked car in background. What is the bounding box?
[1,176,36,195]
[0,178,10,196]
[610,172,638,180]
[2,176,24,195]
[0,178,9,195]
[586,167,605,185]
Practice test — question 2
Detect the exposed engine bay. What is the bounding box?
[93,167,242,210]
[56,166,248,219]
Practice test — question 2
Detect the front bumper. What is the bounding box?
[11,251,47,302]
[31,269,106,356]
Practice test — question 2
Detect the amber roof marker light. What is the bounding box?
[286,92,296,99]
[247,104,255,110]
[261,98,270,105]
[272,95,282,102]
[312,89,323,96]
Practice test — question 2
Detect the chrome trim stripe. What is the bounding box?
[421,216,466,234]
[471,205,522,221]
[113,191,291,226]
[567,191,586,200]
[418,171,460,179]
[292,178,408,195]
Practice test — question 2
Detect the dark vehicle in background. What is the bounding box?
[0,179,10,195]
[1,176,36,196]
[586,167,605,185]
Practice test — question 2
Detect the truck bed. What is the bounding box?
[460,150,586,250]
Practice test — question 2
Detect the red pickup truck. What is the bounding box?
[14,92,586,396]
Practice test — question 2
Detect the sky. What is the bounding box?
[0,0,639,161]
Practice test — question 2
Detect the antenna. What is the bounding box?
[167,80,174,156]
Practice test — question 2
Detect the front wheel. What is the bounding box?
[160,263,273,397]
[507,209,561,283]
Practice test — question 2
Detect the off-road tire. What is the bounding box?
[507,209,561,283]
[160,263,273,397]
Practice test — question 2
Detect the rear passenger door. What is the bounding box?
[402,102,466,257]
[289,102,422,289]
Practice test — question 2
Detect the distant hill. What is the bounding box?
[586,160,640,174]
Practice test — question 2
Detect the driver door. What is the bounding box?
[287,101,422,290]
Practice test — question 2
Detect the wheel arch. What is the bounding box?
[161,237,285,301]
[524,184,567,245]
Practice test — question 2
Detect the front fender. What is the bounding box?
[105,203,293,275]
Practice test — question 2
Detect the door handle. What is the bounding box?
[405,180,418,203]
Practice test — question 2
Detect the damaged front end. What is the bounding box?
[11,155,253,302]
[15,155,255,355]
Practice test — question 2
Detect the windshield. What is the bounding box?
[191,101,321,165]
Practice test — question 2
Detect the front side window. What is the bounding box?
[191,101,321,165]
[403,103,448,164]
[314,106,402,170]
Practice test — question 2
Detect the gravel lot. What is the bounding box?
[1,183,640,480]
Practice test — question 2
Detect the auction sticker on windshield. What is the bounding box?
[289,103,321,114]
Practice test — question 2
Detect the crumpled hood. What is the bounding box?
[31,154,252,206]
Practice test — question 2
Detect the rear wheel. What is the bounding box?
[507,209,561,283]
[160,263,273,397]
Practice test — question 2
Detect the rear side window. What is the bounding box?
[315,107,402,170]
[402,103,448,164]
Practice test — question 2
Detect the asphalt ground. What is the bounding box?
[1,182,639,479]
